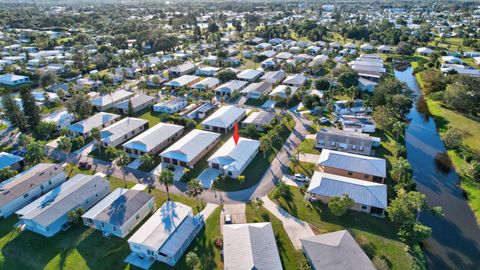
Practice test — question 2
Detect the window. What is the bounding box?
[147,250,154,256]
[136,214,140,220]
[40,185,44,190]
[364,174,369,179]
[23,193,29,198]
[113,226,117,231]
[352,145,357,150]
[347,171,353,176]
[318,140,325,145]
[48,180,52,185]
[101,222,105,227]
[361,205,368,210]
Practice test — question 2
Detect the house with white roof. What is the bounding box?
[68,112,120,138]
[258,50,277,58]
[269,85,298,99]
[260,70,285,84]
[0,74,30,86]
[317,149,386,183]
[123,123,184,157]
[114,94,156,114]
[0,152,24,170]
[152,98,187,114]
[223,222,283,270]
[160,129,221,168]
[100,117,149,148]
[82,188,155,238]
[42,110,75,130]
[360,44,373,52]
[334,100,367,115]
[125,201,204,268]
[340,115,376,133]
[283,73,307,87]
[416,47,433,56]
[261,58,277,69]
[191,77,220,91]
[236,69,264,82]
[195,66,220,77]
[16,174,110,237]
[168,62,196,77]
[214,80,248,96]
[377,45,393,53]
[91,89,135,111]
[0,163,66,218]
[201,105,246,133]
[240,81,272,99]
[307,171,387,217]
[165,75,201,89]
[208,137,259,178]
[242,111,278,131]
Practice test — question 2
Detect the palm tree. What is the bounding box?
[57,136,72,173]
[139,153,155,170]
[68,208,85,224]
[18,134,34,150]
[391,157,412,183]
[105,146,118,160]
[25,141,45,165]
[392,121,407,141]
[182,167,191,181]
[115,150,130,188]
[90,127,102,153]
[158,169,174,200]
[186,178,204,207]
[259,135,271,159]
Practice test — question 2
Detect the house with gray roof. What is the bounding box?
[301,230,376,270]
[201,105,246,133]
[0,74,30,86]
[236,69,264,82]
[68,112,120,138]
[82,188,155,238]
[307,171,387,216]
[100,117,149,147]
[160,129,221,168]
[240,81,272,99]
[91,89,135,111]
[152,98,187,114]
[16,174,110,237]
[340,115,376,133]
[0,152,24,170]
[114,94,156,114]
[260,70,285,84]
[242,111,278,131]
[125,201,204,268]
[168,62,196,77]
[317,149,386,183]
[0,163,66,218]
[165,75,201,89]
[123,123,184,157]
[190,77,220,91]
[315,128,379,156]
[214,80,248,96]
[223,222,283,270]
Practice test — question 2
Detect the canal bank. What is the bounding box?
[394,66,480,269]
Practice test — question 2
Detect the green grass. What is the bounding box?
[288,161,316,178]
[268,186,424,270]
[245,203,307,270]
[240,58,259,70]
[297,139,321,155]
[135,108,162,126]
[244,97,267,107]
[87,148,119,162]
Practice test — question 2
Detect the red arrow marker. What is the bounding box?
[233,123,239,145]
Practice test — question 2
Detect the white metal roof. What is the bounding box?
[207,137,259,172]
[160,129,220,163]
[123,123,183,152]
[201,105,246,129]
[101,117,148,143]
[317,149,386,178]
[68,112,120,134]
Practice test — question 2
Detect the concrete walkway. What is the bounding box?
[299,153,320,164]
[262,196,314,249]
[200,203,219,220]
[221,203,246,234]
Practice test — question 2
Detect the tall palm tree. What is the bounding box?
[57,136,72,172]
[186,178,204,207]
[25,141,45,165]
[90,127,102,153]
[115,150,130,188]
[158,169,174,200]
[391,157,412,183]
[392,121,407,141]
[139,153,155,170]
[105,146,118,160]
[259,135,271,159]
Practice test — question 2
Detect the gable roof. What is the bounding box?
[0,152,24,169]
[101,117,148,143]
[207,137,260,172]
[316,128,374,148]
[308,171,387,209]
[160,129,220,163]
[240,81,272,95]
[223,222,283,270]
[123,123,183,152]
[283,73,306,85]
[201,105,246,128]
[301,230,376,270]
[68,112,120,134]
[114,94,155,110]
[317,149,386,178]
[92,89,134,107]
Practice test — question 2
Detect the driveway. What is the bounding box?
[281,175,307,188]
[299,153,320,164]
[220,203,246,234]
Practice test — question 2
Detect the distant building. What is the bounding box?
[0,74,30,86]
[114,94,156,114]
[68,112,120,138]
[91,89,135,111]
[201,105,246,133]
[0,152,24,170]
[152,98,187,114]
[123,123,184,157]
[242,111,277,131]
[168,62,196,77]
[100,117,149,147]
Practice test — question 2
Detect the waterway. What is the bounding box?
[394,66,480,269]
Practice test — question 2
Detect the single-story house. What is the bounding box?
[114,94,156,114]
[261,58,277,69]
[223,222,283,270]
[334,100,366,115]
[269,85,298,99]
[315,128,378,155]
[377,45,393,53]
[317,149,386,183]
[441,56,463,64]
[123,123,184,157]
[258,50,277,58]
[125,201,204,268]
[201,105,246,133]
[165,75,201,89]
[16,174,110,237]
[42,110,75,130]
[301,230,376,270]
[307,171,387,217]
[82,188,155,238]
[0,74,30,86]
[68,112,120,138]
[195,66,220,77]
[0,152,24,170]
[208,137,259,178]
[91,89,135,111]
[168,62,196,77]
[152,98,187,114]
[358,78,378,92]
[186,103,216,120]
[236,69,264,82]
[214,80,248,96]
[360,44,373,52]
[191,77,220,91]
[283,73,307,87]
[160,129,221,168]
[242,111,277,131]
[260,70,285,84]
[0,163,66,218]
[329,42,341,49]
[440,64,480,77]
[100,117,149,148]
[240,81,272,99]
[416,47,433,56]
[340,115,376,133]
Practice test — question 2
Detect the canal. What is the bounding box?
[394,66,480,269]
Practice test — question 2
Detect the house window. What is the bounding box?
[364,174,369,179]
[361,205,368,210]
[48,180,52,185]
[352,145,357,150]
[347,171,353,176]
[319,140,325,145]
[101,222,104,227]
[147,250,154,256]
[113,226,117,231]
[228,171,232,176]
[40,185,44,190]
[136,214,140,220]
[23,193,29,198]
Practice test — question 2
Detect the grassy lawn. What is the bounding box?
[288,161,316,178]
[135,108,162,126]
[297,139,320,155]
[240,58,259,70]
[268,186,424,270]
[87,148,119,162]
[244,97,267,107]
[245,203,307,270]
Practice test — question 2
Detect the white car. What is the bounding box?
[294,174,310,182]
[224,214,232,224]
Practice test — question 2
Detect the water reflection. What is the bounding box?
[434,152,453,174]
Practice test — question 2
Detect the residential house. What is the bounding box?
[301,230,376,270]
[377,45,393,53]
[236,69,264,82]
[186,103,216,120]
[258,50,277,58]
[242,111,277,131]
[191,77,220,91]
[214,80,248,96]
[16,174,110,237]
[260,70,286,84]
[165,75,201,89]
[42,110,75,130]
[0,74,30,86]
[68,112,120,138]
[316,149,386,183]
[125,201,205,268]
[307,172,387,217]
[315,128,378,155]
[223,222,283,270]
[0,163,66,218]
[123,123,184,157]
[195,66,220,77]
[340,115,376,133]
[152,98,187,114]
[100,117,149,148]
[201,105,246,133]
[168,62,196,77]
[114,94,156,114]
[360,44,373,52]
[160,129,221,168]
[416,47,433,56]
[208,137,259,178]
[0,152,24,170]
[334,100,367,115]
[82,188,155,238]
[269,85,298,99]
[283,73,307,87]
[240,81,272,99]
[261,58,277,69]
[92,89,135,111]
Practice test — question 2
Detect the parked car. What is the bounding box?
[319,117,330,124]
[224,214,232,224]
[79,161,92,170]
[294,173,310,182]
